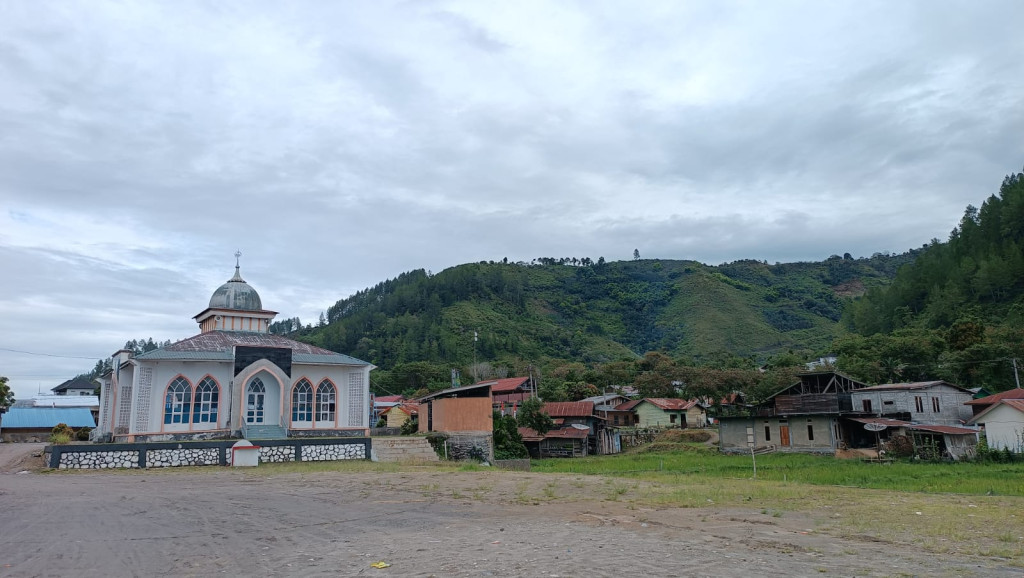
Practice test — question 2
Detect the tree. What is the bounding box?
[633,249,640,261]
[492,411,528,459]
[518,396,554,435]
[0,376,14,412]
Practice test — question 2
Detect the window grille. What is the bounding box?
[163,377,192,425]
[117,383,132,430]
[193,378,219,424]
[316,380,336,423]
[348,373,365,426]
[292,379,313,422]
[134,367,153,432]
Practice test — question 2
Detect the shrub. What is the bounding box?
[75,427,92,441]
[50,423,75,444]
[400,417,419,436]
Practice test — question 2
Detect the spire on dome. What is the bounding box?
[232,250,244,281]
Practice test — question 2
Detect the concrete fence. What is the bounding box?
[47,437,370,469]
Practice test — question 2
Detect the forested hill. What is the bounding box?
[282,253,913,373]
[848,168,1024,333]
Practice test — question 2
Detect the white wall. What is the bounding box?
[978,405,1024,452]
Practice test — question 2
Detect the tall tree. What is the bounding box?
[0,376,14,412]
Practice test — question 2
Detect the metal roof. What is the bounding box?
[968,399,1024,424]
[858,381,971,393]
[474,377,530,393]
[51,377,95,393]
[542,401,594,417]
[965,388,1024,405]
[846,417,911,427]
[31,395,99,408]
[134,330,371,366]
[907,424,980,436]
[1,407,96,429]
[416,381,491,402]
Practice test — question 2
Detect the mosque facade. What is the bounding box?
[95,261,373,442]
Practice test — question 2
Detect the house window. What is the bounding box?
[292,379,313,422]
[931,397,940,412]
[670,414,677,423]
[316,380,336,423]
[915,396,924,413]
[163,377,192,425]
[862,399,872,413]
[764,425,771,441]
[807,424,814,441]
[193,378,219,424]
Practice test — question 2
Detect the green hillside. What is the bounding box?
[283,253,912,389]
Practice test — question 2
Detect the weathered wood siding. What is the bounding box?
[850,385,972,425]
[685,406,707,428]
[385,408,412,428]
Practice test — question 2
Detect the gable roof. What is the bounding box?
[134,331,371,366]
[380,402,419,416]
[542,401,594,417]
[965,388,1024,406]
[615,400,643,411]
[581,394,627,404]
[968,399,1024,424]
[416,381,492,402]
[51,377,96,393]
[1,407,96,429]
[858,381,971,393]
[645,398,698,411]
[907,424,980,436]
[374,395,405,403]
[475,377,531,393]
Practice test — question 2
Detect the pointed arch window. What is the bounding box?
[164,377,192,424]
[316,380,337,423]
[193,378,220,424]
[292,379,313,422]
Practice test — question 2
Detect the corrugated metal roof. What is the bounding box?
[1,407,96,429]
[51,377,95,392]
[542,401,594,417]
[907,424,979,436]
[517,426,589,440]
[847,417,911,427]
[966,388,1024,405]
[31,395,99,408]
[135,330,371,365]
[859,381,971,393]
[968,398,1024,424]
[475,377,530,393]
[646,398,697,411]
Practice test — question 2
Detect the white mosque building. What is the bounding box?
[95,260,373,442]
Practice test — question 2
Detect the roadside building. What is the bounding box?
[1,407,95,442]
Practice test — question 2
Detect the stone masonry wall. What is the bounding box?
[259,445,295,463]
[59,450,140,469]
[148,448,220,467]
[300,443,366,461]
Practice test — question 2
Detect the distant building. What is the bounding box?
[51,377,97,396]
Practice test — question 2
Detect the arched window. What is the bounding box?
[164,377,192,425]
[292,379,313,422]
[316,380,336,423]
[193,377,219,424]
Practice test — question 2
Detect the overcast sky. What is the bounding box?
[2,1,1023,399]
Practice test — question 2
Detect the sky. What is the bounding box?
[2,1,1023,400]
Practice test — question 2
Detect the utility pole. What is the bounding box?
[472,331,478,383]
[1014,358,1021,389]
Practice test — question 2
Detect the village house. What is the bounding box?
[969,398,1024,452]
[965,388,1024,417]
[850,381,974,426]
[51,377,98,396]
[416,382,493,460]
[483,376,534,409]
[618,398,702,428]
[93,260,374,442]
[380,402,418,429]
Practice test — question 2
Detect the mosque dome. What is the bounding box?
[208,265,263,311]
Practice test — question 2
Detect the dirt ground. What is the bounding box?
[0,450,1019,577]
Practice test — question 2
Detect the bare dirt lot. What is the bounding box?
[2,458,1021,578]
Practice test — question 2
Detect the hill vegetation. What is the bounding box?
[280,251,914,399]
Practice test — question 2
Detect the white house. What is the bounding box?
[94,260,374,442]
[969,399,1024,453]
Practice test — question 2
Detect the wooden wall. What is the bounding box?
[428,397,493,432]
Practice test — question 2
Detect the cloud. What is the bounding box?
[1,0,1023,398]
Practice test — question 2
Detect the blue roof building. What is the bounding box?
[1,407,96,429]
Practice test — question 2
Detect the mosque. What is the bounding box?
[95,258,373,442]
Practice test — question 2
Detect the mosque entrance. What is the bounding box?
[243,374,281,426]
[246,378,266,424]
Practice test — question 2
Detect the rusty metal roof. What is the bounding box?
[968,398,1024,424]
[858,381,970,393]
[517,426,589,441]
[475,377,531,393]
[965,388,1024,405]
[907,424,979,436]
[645,398,698,411]
[846,417,911,427]
[542,401,594,417]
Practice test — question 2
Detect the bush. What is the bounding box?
[75,427,92,441]
[50,423,75,444]
[400,418,419,436]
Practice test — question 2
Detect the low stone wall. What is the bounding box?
[443,432,494,461]
[259,445,296,463]
[59,449,140,470]
[48,437,371,469]
[301,443,366,461]
[148,447,220,467]
[494,459,531,471]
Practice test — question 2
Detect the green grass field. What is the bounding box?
[532,450,1024,496]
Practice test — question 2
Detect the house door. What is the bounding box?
[246,378,266,424]
[780,425,791,446]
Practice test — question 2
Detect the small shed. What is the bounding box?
[381,403,418,428]
[518,425,590,458]
[1,407,96,442]
[906,424,980,461]
[968,399,1024,452]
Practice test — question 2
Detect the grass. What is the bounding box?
[531,451,1024,496]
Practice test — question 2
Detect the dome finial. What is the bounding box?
[231,250,244,282]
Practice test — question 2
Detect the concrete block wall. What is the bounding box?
[371,437,440,462]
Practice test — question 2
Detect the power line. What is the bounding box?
[0,347,101,360]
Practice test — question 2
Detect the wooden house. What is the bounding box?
[480,377,534,409]
[965,388,1024,417]
[850,381,974,426]
[518,425,590,458]
[417,383,492,434]
[380,402,418,428]
[621,398,698,428]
